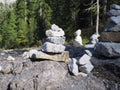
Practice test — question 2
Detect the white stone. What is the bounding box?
[0,66,2,71]
[80,61,94,73]
[22,51,29,59]
[42,42,65,53]
[78,54,91,65]
[68,58,80,76]
[7,56,15,61]
[73,29,83,47]
[85,50,92,57]
[29,49,38,58]
[1,52,5,56]
[45,24,65,37]
[90,33,100,44]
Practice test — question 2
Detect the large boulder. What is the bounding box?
[95,42,120,57]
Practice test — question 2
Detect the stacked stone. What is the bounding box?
[42,24,66,53]
[29,24,69,62]
[95,4,120,57]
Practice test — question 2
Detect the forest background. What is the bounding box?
[0,0,120,49]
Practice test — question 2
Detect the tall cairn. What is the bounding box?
[29,24,69,62]
[95,4,120,57]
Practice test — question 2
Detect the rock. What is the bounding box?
[95,42,120,57]
[7,56,15,61]
[108,24,120,32]
[100,32,120,42]
[68,58,80,76]
[46,36,65,44]
[42,42,65,53]
[0,61,13,74]
[110,4,120,10]
[10,61,68,90]
[29,49,38,58]
[78,54,91,65]
[22,51,29,59]
[30,51,69,62]
[0,74,14,90]
[107,9,120,16]
[79,61,94,74]
[110,16,120,24]
[104,20,116,31]
[73,29,83,47]
[51,24,63,32]
[90,33,100,44]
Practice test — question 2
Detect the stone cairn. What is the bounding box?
[29,24,69,62]
[67,30,94,76]
[95,4,120,57]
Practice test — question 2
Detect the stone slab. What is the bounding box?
[100,32,120,42]
[94,42,120,57]
[108,24,120,32]
[30,51,69,62]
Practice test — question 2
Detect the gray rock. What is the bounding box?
[109,24,120,31]
[46,36,65,44]
[107,9,120,16]
[0,61,13,74]
[68,58,80,76]
[110,4,120,10]
[79,61,94,74]
[0,74,14,90]
[110,16,120,24]
[10,61,67,90]
[78,54,91,65]
[42,42,65,53]
[104,20,116,31]
[95,42,120,57]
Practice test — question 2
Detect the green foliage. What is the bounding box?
[0,0,120,48]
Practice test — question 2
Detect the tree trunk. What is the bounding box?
[96,0,99,35]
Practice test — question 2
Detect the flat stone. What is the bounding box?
[42,42,65,53]
[94,42,120,57]
[46,36,65,44]
[100,32,120,42]
[110,16,120,24]
[110,4,120,10]
[107,10,120,16]
[30,51,69,62]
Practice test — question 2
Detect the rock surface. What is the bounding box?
[110,16,120,24]
[109,24,120,31]
[95,42,120,57]
[0,50,120,90]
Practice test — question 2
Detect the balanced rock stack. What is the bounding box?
[29,24,69,62]
[95,4,120,57]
